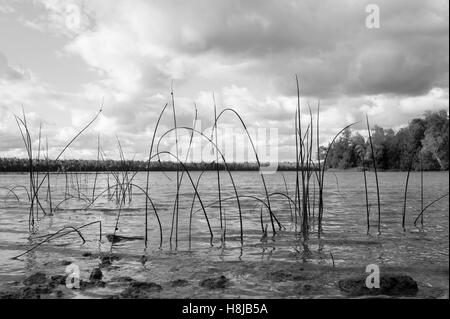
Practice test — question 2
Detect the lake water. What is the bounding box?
[0,171,448,298]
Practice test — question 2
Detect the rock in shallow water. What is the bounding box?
[112,276,135,283]
[49,275,67,287]
[89,268,103,281]
[199,275,230,289]
[338,274,418,297]
[80,280,106,289]
[0,273,69,299]
[0,285,52,299]
[99,254,121,268]
[266,270,307,282]
[117,281,163,298]
[23,272,47,286]
[106,234,144,243]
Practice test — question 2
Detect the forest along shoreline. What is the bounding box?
[1,110,448,172]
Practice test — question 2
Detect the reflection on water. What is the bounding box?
[0,171,448,298]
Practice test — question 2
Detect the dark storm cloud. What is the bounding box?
[159,0,448,97]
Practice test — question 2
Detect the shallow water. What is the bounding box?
[0,171,448,298]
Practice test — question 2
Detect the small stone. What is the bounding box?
[199,275,230,289]
[99,257,112,268]
[106,234,143,243]
[23,272,47,286]
[266,270,293,282]
[338,274,419,297]
[113,276,135,283]
[129,281,162,291]
[80,280,106,290]
[99,254,120,268]
[119,281,162,298]
[54,289,64,298]
[49,275,67,287]
[89,268,103,281]
[293,283,316,295]
[140,255,148,265]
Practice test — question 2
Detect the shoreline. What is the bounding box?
[1,255,448,299]
[0,168,448,173]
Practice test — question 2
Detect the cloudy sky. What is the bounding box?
[0,0,448,162]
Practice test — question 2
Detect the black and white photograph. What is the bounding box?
[0,0,448,308]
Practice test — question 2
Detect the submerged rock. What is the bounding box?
[99,255,120,268]
[266,270,294,282]
[99,257,112,268]
[61,260,72,266]
[140,255,148,266]
[338,274,419,297]
[80,280,106,289]
[49,275,67,287]
[199,275,230,289]
[265,269,310,282]
[23,272,47,286]
[170,279,189,287]
[0,285,51,299]
[293,283,319,295]
[0,273,69,299]
[118,281,163,298]
[106,234,144,243]
[89,268,103,281]
[112,276,135,283]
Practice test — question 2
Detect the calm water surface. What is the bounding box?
[0,171,448,298]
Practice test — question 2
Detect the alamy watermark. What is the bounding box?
[65,263,80,289]
[65,4,82,31]
[365,4,380,29]
[166,120,280,174]
[365,264,380,288]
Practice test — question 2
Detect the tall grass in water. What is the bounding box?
[291,75,358,240]
[216,108,281,234]
[316,120,357,238]
[144,103,168,248]
[295,75,308,239]
[168,102,198,249]
[170,88,181,248]
[402,151,416,231]
[16,81,361,249]
[15,112,46,231]
[15,106,102,231]
[13,80,446,256]
[356,144,370,234]
[189,170,207,250]
[366,115,381,234]
[45,137,53,214]
[91,135,101,203]
[414,192,449,226]
[213,94,224,243]
[419,149,424,227]
[157,126,245,243]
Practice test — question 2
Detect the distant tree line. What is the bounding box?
[0,158,318,172]
[323,110,449,171]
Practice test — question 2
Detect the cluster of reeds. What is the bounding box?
[11,106,103,259]
[8,79,449,259]
[291,76,358,240]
